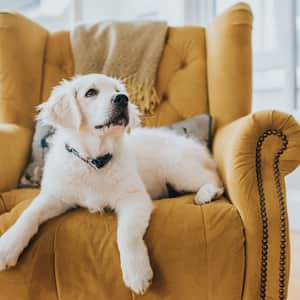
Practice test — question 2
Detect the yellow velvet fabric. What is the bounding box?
[0,190,245,300]
[206,3,253,130]
[0,3,299,300]
[0,12,47,128]
[213,110,300,300]
[0,124,32,193]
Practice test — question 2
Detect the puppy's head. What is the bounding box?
[37,74,140,134]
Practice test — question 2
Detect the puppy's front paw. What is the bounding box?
[0,234,20,271]
[122,253,153,294]
[195,184,224,205]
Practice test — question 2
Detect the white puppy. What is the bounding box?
[0,74,223,294]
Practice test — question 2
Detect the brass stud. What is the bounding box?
[256,129,288,300]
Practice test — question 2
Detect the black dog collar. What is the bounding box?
[65,144,113,170]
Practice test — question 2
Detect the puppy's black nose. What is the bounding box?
[111,94,128,107]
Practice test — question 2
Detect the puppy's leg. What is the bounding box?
[0,193,70,270]
[116,195,153,294]
[165,151,224,205]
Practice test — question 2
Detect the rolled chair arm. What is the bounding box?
[213,110,300,300]
[0,124,32,194]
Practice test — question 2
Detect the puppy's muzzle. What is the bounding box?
[94,94,129,130]
[111,94,128,108]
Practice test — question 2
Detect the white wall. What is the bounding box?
[79,0,117,22]
[77,0,185,26]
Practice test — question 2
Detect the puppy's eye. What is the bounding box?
[115,88,120,93]
[85,88,98,97]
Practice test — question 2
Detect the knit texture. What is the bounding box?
[71,21,167,113]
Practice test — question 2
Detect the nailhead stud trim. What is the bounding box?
[256,129,288,300]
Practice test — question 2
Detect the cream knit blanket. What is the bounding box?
[71,21,168,113]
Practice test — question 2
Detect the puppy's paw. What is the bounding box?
[195,184,224,205]
[123,264,153,295]
[122,253,153,294]
[0,234,20,271]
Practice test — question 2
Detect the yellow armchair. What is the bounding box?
[0,3,299,300]
[214,110,300,300]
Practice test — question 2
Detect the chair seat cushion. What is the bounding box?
[0,189,245,300]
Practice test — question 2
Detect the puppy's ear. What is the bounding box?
[128,103,141,131]
[37,81,81,129]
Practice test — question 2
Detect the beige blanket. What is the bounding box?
[71,21,167,113]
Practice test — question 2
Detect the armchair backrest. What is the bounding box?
[0,3,252,131]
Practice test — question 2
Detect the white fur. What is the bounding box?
[0,74,223,294]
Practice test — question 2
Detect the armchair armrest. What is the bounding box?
[213,110,300,300]
[0,124,32,194]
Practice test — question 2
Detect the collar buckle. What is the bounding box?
[88,154,113,169]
